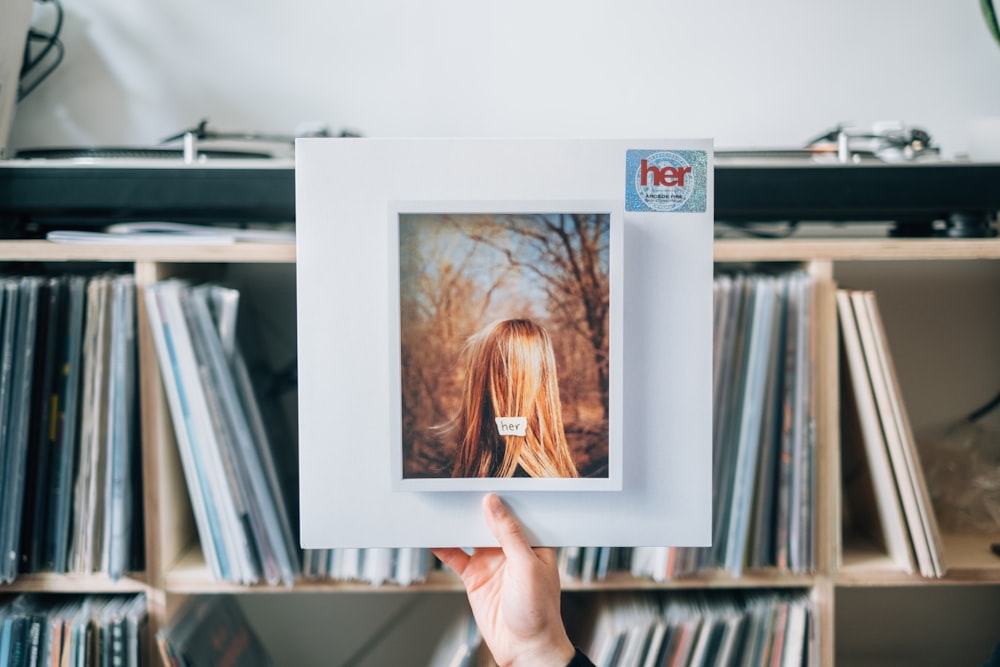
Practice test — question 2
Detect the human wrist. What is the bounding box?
[507,632,576,667]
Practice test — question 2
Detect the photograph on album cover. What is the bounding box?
[392,207,617,489]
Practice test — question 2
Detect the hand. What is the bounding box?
[432,493,576,667]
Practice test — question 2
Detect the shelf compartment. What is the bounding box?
[838,532,1000,586]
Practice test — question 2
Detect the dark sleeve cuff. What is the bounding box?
[567,647,596,667]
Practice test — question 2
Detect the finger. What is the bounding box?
[482,493,536,562]
[432,547,471,575]
[533,546,559,567]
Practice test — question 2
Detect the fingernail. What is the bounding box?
[485,493,504,517]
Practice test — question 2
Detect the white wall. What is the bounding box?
[10,0,1000,157]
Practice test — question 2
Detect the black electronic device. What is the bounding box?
[1,144,999,239]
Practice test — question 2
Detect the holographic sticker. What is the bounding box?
[625,149,708,212]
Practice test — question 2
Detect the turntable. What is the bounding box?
[2,123,1000,239]
[0,121,303,235]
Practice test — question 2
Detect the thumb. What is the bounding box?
[482,493,535,561]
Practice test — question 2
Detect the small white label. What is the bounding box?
[494,416,527,437]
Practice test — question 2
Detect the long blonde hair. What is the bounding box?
[451,318,579,478]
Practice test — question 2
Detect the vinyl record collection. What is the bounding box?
[0,594,146,667]
[0,273,142,583]
[144,280,301,586]
[574,591,816,667]
[620,270,818,581]
[302,547,433,586]
[146,269,819,588]
[146,279,445,588]
[555,547,629,584]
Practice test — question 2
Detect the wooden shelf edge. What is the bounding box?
[838,532,1000,586]
[164,546,462,593]
[164,546,822,594]
[835,570,1000,587]
[0,240,296,263]
[0,237,997,264]
[714,238,1000,262]
[0,572,150,593]
[561,570,820,591]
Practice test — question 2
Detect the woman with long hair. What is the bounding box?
[450,318,580,478]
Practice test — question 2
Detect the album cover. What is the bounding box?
[296,138,713,547]
[389,202,622,492]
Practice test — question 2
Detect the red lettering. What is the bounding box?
[639,160,691,187]
[640,159,660,186]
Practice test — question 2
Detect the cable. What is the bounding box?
[18,0,65,102]
[967,389,1000,423]
[18,36,64,100]
[22,0,63,74]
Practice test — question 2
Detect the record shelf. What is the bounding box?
[1,161,999,666]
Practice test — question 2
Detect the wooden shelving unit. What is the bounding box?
[4,235,994,665]
[2,159,999,665]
